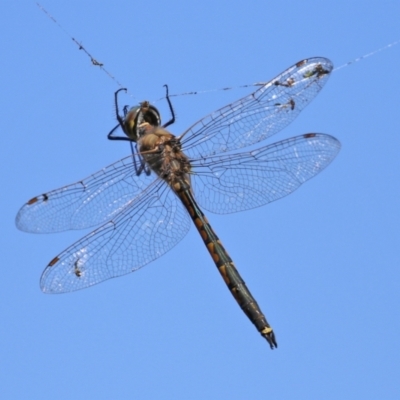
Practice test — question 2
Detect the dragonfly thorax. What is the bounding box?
[138,127,192,191]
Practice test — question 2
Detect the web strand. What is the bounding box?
[37,3,398,101]
[333,39,400,72]
[36,3,125,90]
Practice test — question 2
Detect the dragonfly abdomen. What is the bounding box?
[178,187,277,349]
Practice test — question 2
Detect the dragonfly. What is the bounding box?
[16,57,340,349]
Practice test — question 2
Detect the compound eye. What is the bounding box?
[146,105,161,127]
[123,106,142,141]
[139,102,161,127]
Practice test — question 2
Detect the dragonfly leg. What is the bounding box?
[162,84,176,129]
[107,88,132,141]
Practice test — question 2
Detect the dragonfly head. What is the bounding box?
[123,101,161,142]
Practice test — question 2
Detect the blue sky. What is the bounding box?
[1,1,399,399]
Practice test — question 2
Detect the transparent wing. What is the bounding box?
[191,133,340,214]
[40,180,191,293]
[16,155,156,233]
[180,58,333,158]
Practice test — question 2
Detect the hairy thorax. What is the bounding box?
[137,126,192,193]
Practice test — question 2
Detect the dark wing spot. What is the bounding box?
[48,257,59,267]
[27,197,38,205]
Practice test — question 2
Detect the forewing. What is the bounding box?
[181,58,333,158]
[190,133,340,214]
[16,155,156,233]
[40,180,191,293]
